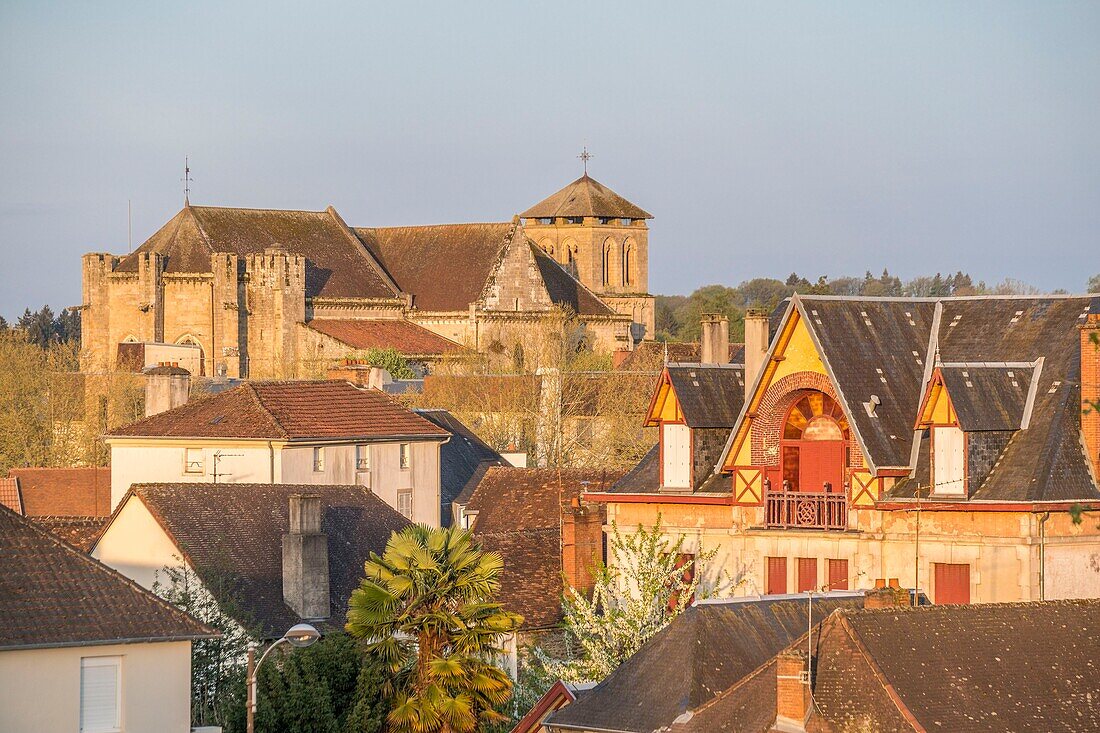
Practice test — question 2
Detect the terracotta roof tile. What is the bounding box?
[0,477,21,513]
[466,467,622,534]
[306,318,466,356]
[122,483,410,638]
[109,380,450,440]
[477,527,563,629]
[27,516,108,552]
[0,505,215,650]
[8,467,112,517]
[520,175,652,219]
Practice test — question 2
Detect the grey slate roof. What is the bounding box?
[666,364,746,428]
[605,443,659,494]
[115,483,409,639]
[0,505,216,650]
[414,408,505,526]
[546,594,864,733]
[939,364,1031,431]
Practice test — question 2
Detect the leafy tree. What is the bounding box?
[351,347,417,380]
[1087,274,1100,294]
[531,518,724,683]
[346,525,522,733]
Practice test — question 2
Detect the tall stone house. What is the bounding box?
[79,175,654,379]
[591,295,1100,605]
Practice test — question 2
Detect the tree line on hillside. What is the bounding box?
[657,271,1100,342]
[0,305,81,347]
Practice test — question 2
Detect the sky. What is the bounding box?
[1,1,1098,318]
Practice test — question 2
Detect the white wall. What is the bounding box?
[0,641,193,733]
[109,441,275,509]
[93,496,189,592]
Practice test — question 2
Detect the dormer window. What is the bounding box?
[932,426,965,496]
[661,423,691,490]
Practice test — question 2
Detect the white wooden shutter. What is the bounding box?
[662,424,692,489]
[933,426,965,496]
[81,656,120,732]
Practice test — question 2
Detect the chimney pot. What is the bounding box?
[775,649,811,731]
[744,309,770,405]
[699,313,730,365]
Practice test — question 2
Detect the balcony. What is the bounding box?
[764,486,848,530]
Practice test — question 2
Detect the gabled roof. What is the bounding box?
[520,175,652,219]
[26,516,108,552]
[0,505,216,650]
[811,599,1100,732]
[118,205,399,300]
[306,318,467,357]
[530,243,618,316]
[414,409,505,525]
[917,364,1035,432]
[8,467,112,517]
[0,477,21,513]
[465,467,620,534]
[547,594,864,733]
[647,364,746,429]
[112,483,409,638]
[109,380,450,440]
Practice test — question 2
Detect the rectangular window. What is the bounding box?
[932,426,966,496]
[766,556,787,595]
[313,446,325,472]
[81,656,120,733]
[399,443,411,470]
[356,445,370,472]
[827,559,849,591]
[184,448,204,474]
[934,563,970,605]
[797,557,818,593]
[397,489,414,519]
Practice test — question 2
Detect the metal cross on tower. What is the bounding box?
[182,157,193,204]
[577,146,593,175]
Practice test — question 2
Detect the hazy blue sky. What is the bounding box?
[1,1,1098,317]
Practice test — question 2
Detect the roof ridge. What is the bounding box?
[244,382,292,439]
[187,204,331,214]
[325,206,403,298]
[2,503,216,639]
[356,222,512,232]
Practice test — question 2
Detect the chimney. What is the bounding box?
[775,649,811,732]
[282,494,330,620]
[744,309,770,404]
[143,364,191,417]
[699,313,730,365]
[562,501,605,596]
[864,579,907,609]
[1082,313,1100,480]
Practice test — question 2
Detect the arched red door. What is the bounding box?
[778,392,848,493]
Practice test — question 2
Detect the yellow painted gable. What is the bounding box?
[724,309,829,469]
[644,371,684,426]
[916,372,957,427]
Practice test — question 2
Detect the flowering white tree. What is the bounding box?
[533,518,722,683]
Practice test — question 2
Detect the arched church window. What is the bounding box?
[622,239,636,287]
[540,240,555,257]
[602,240,614,286]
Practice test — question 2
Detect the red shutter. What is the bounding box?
[766,557,787,595]
[797,558,817,592]
[934,563,970,605]
[827,559,849,591]
[799,442,846,493]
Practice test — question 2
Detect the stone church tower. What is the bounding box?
[520,175,655,339]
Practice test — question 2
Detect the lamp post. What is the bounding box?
[246,623,320,733]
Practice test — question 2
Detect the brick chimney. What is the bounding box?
[143,364,190,417]
[282,494,330,620]
[865,579,908,609]
[562,500,605,595]
[775,649,811,732]
[328,361,392,390]
[700,314,730,365]
[744,309,770,405]
[1082,313,1100,480]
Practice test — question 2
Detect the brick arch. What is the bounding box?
[750,371,838,465]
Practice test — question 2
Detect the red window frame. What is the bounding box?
[827,559,849,591]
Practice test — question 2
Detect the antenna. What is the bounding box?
[577,146,593,175]
[181,157,193,204]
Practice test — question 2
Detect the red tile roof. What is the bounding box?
[8,467,112,517]
[27,516,108,551]
[466,467,621,534]
[0,505,216,650]
[306,318,466,356]
[0,477,22,514]
[109,380,451,440]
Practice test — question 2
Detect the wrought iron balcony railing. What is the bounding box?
[764,487,848,530]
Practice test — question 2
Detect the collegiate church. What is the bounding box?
[79,175,655,378]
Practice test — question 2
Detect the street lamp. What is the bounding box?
[246,623,320,733]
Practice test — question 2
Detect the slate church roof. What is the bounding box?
[0,505,216,650]
[106,483,409,638]
[520,174,652,220]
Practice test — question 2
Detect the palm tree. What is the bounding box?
[346,525,522,733]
